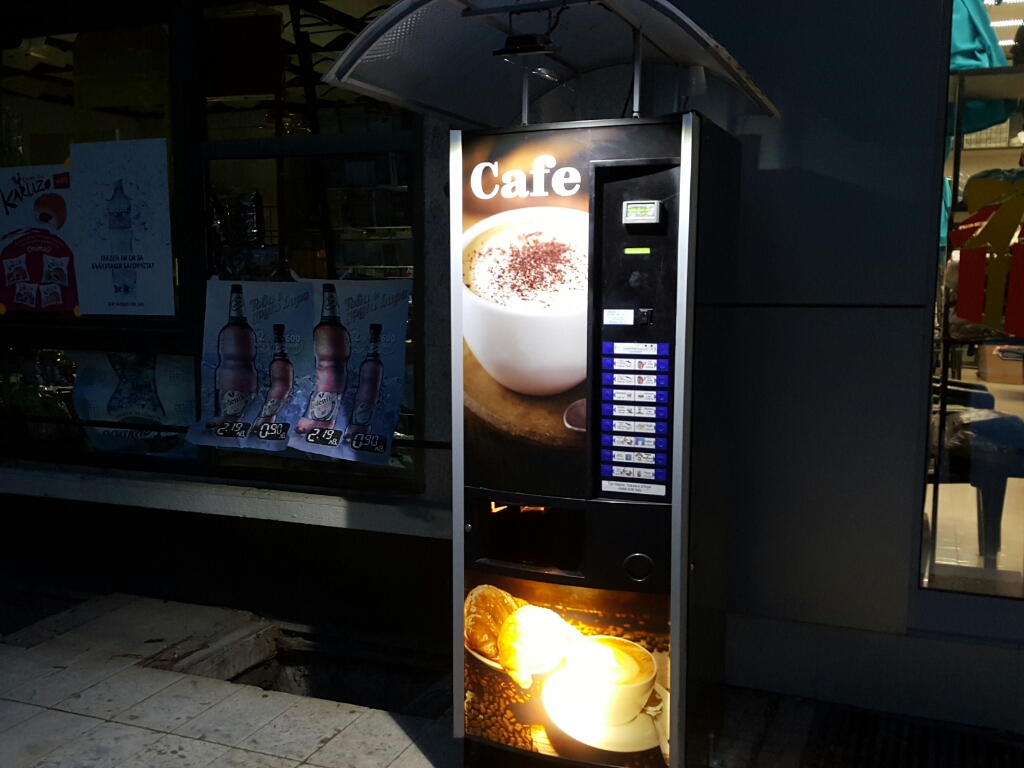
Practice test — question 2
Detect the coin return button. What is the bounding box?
[623,552,654,582]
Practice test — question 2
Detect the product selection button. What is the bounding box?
[601,465,665,481]
[602,342,663,356]
[610,389,636,401]
[601,450,661,465]
[634,374,668,387]
[632,406,668,418]
[605,434,658,448]
[633,390,657,403]
[655,391,669,403]
[634,358,669,372]
[602,404,641,417]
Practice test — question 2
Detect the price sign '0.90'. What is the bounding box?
[350,433,388,454]
[306,427,341,447]
[256,422,290,441]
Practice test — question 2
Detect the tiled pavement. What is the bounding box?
[0,626,459,768]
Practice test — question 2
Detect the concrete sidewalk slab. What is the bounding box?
[31,721,162,768]
[116,733,229,768]
[174,687,299,747]
[237,698,366,762]
[1,593,458,768]
[306,709,433,768]
[0,709,101,768]
[55,665,183,720]
[113,676,238,732]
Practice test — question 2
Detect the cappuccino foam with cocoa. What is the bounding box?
[465,219,587,313]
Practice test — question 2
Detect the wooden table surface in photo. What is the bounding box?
[463,342,586,450]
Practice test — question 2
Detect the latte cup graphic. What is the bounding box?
[462,207,589,396]
[560,635,657,726]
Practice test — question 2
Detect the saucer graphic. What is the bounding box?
[541,668,669,753]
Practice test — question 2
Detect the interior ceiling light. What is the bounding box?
[1000,39,1015,44]
[986,0,1024,5]
[992,18,1024,26]
[493,33,560,57]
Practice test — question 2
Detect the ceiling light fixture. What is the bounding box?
[493,33,560,57]
[991,19,1024,26]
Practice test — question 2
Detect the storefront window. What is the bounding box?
[922,0,1024,598]
[0,4,431,495]
[203,3,412,141]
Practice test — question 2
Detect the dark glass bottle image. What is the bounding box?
[254,324,294,428]
[345,323,384,441]
[208,284,258,427]
[296,284,351,434]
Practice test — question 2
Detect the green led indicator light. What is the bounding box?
[624,247,651,254]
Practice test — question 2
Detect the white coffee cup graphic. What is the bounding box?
[462,207,589,397]
[561,635,657,726]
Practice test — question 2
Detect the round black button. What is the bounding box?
[623,553,654,582]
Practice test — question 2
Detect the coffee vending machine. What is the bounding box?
[451,113,739,768]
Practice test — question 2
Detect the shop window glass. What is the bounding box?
[0,12,427,494]
[923,0,1024,598]
[203,3,414,141]
[1,27,179,317]
[202,152,420,485]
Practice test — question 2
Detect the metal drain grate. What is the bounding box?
[800,704,1024,768]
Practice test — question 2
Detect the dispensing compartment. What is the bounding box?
[466,496,586,579]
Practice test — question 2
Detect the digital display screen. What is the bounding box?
[626,203,656,217]
[622,200,660,224]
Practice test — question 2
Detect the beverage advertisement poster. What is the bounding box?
[71,352,196,457]
[0,164,78,314]
[463,572,671,766]
[69,138,175,316]
[188,278,411,466]
[457,124,679,498]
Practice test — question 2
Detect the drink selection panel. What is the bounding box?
[591,163,681,502]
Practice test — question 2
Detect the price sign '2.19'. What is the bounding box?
[306,427,341,447]
[215,421,250,439]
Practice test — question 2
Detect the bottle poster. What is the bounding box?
[0,164,78,315]
[69,138,175,316]
[188,278,411,467]
[71,352,197,457]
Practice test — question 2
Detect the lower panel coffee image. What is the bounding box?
[463,572,671,767]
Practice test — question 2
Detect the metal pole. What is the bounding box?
[522,67,529,125]
[632,26,642,118]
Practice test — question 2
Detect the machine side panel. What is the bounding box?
[451,129,467,737]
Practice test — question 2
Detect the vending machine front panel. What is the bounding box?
[453,114,734,768]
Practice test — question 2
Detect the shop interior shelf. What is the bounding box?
[950,66,1024,101]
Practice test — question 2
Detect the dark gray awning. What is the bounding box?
[322,0,777,127]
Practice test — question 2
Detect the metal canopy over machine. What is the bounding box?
[321,0,777,127]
